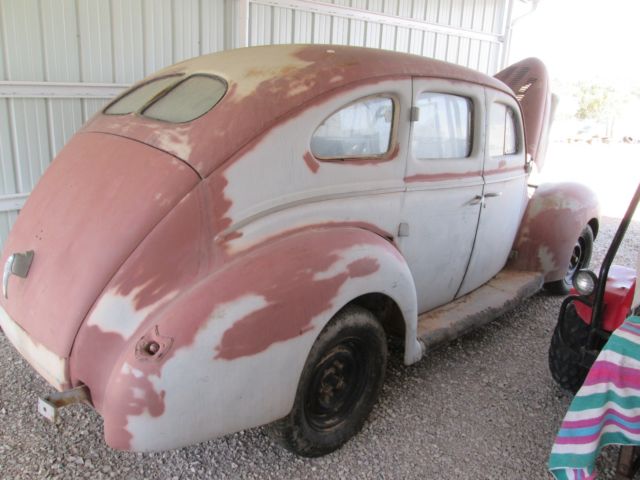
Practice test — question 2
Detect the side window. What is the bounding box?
[489,103,518,156]
[311,96,393,159]
[412,93,472,159]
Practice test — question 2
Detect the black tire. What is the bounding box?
[548,302,594,394]
[269,305,387,457]
[544,225,594,295]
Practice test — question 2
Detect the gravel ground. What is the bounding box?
[1,215,638,480]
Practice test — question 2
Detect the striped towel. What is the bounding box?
[549,315,640,480]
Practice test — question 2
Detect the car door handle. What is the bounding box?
[484,192,502,198]
[469,195,484,205]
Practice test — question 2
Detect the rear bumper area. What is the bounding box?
[0,305,69,391]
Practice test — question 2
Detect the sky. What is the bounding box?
[508,0,640,87]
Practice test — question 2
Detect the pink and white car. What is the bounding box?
[0,45,599,456]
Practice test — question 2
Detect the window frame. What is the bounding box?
[489,102,521,157]
[310,94,399,163]
[411,91,475,161]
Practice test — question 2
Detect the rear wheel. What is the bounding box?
[545,225,594,295]
[549,302,593,394]
[269,305,387,457]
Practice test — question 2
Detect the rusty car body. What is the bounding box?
[0,45,599,455]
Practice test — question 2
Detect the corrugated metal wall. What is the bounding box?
[0,0,510,249]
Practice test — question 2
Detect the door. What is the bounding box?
[456,89,529,297]
[397,79,485,314]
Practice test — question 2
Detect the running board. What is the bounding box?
[417,269,544,353]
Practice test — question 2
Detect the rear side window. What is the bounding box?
[311,96,394,159]
[143,75,227,123]
[489,103,518,156]
[412,93,472,159]
[104,76,181,115]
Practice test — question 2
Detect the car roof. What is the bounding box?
[160,44,512,98]
[87,45,514,177]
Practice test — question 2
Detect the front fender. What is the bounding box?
[95,227,417,451]
[509,182,599,282]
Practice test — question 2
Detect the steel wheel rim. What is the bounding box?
[304,338,370,431]
[565,237,586,283]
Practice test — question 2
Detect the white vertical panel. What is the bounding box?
[10,99,51,191]
[78,0,114,82]
[173,0,201,61]
[0,4,6,81]
[143,0,173,75]
[111,0,144,83]
[348,0,366,46]
[81,99,109,124]
[201,0,226,54]
[0,99,16,195]
[293,10,313,43]
[48,99,84,157]
[364,0,383,48]
[331,0,349,45]
[250,3,272,46]
[0,211,18,249]
[313,13,332,43]
[272,7,293,44]
[40,0,81,82]
[380,0,396,50]
[1,0,45,81]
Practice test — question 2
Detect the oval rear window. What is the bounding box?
[142,75,227,123]
[104,75,181,115]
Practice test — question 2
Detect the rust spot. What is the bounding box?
[404,170,481,183]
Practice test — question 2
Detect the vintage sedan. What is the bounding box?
[0,45,598,456]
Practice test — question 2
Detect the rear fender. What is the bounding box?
[509,182,599,282]
[99,227,418,451]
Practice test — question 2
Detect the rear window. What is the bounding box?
[103,74,227,123]
[142,75,227,123]
[104,76,181,115]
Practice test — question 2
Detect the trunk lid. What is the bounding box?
[0,132,199,363]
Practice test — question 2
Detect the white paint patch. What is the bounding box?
[312,244,373,281]
[87,286,178,340]
[121,362,144,378]
[537,244,559,275]
[154,128,193,160]
[0,305,68,390]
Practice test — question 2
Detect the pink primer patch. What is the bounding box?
[303,151,320,173]
[404,170,481,183]
[213,253,381,361]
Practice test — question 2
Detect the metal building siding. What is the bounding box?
[0,0,511,249]
[247,0,506,73]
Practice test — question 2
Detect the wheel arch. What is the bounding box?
[509,182,600,282]
[97,225,421,451]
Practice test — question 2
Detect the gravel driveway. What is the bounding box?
[1,216,638,480]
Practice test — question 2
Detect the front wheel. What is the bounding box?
[549,302,594,394]
[544,225,594,295]
[269,305,387,457]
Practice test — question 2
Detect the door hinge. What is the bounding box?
[410,106,420,122]
[398,222,410,237]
